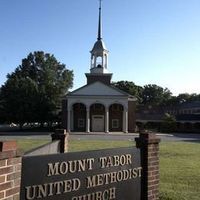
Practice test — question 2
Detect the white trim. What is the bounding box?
[123,109,128,133]
[105,107,109,133]
[86,108,90,133]
[69,81,129,96]
[67,97,128,110]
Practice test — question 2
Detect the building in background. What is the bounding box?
[136,101,200,132]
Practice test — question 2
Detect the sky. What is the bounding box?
[0,0,200,96]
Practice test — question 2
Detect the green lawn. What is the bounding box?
[69,139,134,152]
[159,142,200,200]
[17,139,51,152]
[16,139,133,152]
[16,139,200,200]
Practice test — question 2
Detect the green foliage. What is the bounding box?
[0,51,73,126]
[176,93,200,104]
[141,84,172,106]
[112,81,143,103]
[176,93,191,103]
[0,77,38,125]
[110,81,200,108]
[164,113,176,122]
[165,93,200,106]
[160,113,177,133]
[113,81,172,106]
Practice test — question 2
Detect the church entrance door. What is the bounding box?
[92,115,104,132]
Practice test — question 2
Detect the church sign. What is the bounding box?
[20,147,142,200]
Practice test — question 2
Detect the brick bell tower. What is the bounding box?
[85,0,113,85]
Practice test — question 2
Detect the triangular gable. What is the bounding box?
[68,82,128,96]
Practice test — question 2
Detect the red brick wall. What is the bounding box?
[128,100,136,132]
[0,141,22,200]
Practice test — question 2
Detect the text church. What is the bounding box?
[62,1,136,133]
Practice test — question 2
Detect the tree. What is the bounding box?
[160,113,177,133]
[0,51,73,128]
[1,77,39,127]
[176,93,191,104]
[0,88,5,123]
[189,93,200,101]
[141,84,172,106]
[112,81,143,103]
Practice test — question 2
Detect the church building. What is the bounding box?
[62,1,136,133]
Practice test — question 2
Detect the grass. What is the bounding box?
[69,139,133,152]
[159,142,200,200]
[16,139,133,152]
[16,139,200,200]
[17,139,51,152]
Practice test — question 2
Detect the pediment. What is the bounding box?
[69,82,128,96]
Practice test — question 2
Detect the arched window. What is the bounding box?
[96,56,102,67]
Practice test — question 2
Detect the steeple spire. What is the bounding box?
[86,0,112,85]
[97,0,102,40]
[89,0,110,75]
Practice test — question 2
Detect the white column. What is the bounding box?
[94,56,97,68]
[86,107,90,133]
[105,54,108,69]
[123,108,128,133]
[67,109,71,133]
[90,56,93,69]
[105,106,109,133]
[102,55,104,68]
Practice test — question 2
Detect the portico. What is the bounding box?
[66,97,129,133]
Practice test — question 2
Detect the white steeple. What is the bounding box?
[90,0,109,74]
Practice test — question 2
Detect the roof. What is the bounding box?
[91,39,108,53]
[66,81,136,99]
